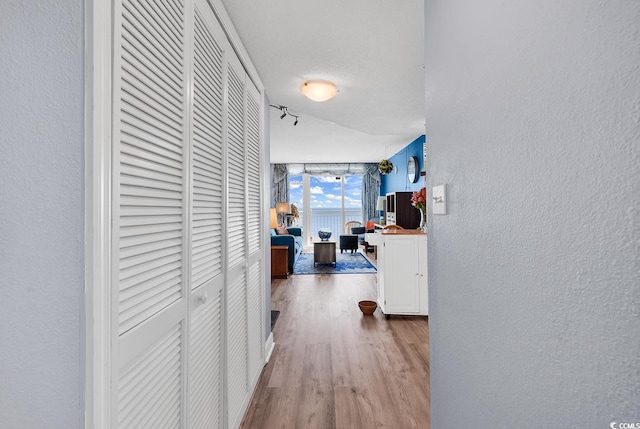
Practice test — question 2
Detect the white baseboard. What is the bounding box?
[264,332,275,363]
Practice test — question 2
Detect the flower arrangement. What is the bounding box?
[411,187,427,231]
[378,159,394,175]
[411,187,427,213]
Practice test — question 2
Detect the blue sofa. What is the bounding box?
[271,227,303,272]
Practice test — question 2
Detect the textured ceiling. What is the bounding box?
[221,0,425,163]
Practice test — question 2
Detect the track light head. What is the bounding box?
[270,104,299,127]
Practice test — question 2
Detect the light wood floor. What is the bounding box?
[240,272,430,429]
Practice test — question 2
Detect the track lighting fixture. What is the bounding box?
[270,104,300,126]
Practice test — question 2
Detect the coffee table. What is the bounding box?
[313,240,337,267]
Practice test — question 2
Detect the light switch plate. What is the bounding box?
[432,184,447,215]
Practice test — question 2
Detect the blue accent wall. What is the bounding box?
[380,135,425,195]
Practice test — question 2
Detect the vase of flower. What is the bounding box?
[411,187,427,233]
[419,208,427,232]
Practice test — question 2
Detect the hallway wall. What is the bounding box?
[425,1,640,427]
[0,1,84,427]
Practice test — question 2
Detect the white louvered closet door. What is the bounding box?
[113,0,188,428]
[225,50,250,428]
[245,82,264,388]
[109,0,264,427]
[188,1,226,428]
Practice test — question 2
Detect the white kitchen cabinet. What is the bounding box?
[365,231,428,318]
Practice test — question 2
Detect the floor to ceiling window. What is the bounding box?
[289,173,363,246]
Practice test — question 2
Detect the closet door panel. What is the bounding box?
[117,0,186,336]
[187,2,226,428]
[225,50,251,428]
[188,287,223,429]
[190,3,225,292]
[118,324,184,429]
[226,270,249,425]
[245,84,261,257]
[246,261,263,383]
[226,62,247,270]
[113,0,187,427]
[245,81,264,384]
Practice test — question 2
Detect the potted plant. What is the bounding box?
[378,159,394,175]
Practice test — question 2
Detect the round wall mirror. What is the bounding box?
[407,156,419,183]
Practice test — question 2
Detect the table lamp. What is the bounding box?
[276,202,289,225]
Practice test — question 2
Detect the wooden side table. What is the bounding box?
[271,245,289,279]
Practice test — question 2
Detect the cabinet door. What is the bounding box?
[384,237,421,313]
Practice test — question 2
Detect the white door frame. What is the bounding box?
[84,0,113,427]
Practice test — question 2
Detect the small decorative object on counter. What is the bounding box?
[411,187,427,233]
[318,229,332,241]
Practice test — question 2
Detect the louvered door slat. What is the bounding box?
[122,82,183,131]
[121,104,183,143]
[121,56,182,109]
[120,123,183,157]
[120,142,182,171]
[122,1,183,82]
[120,247,181,274]
[120,285,181,334]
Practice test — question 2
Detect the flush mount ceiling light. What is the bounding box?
[300,80,338,102]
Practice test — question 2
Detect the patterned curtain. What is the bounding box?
[288,163,374,176]
[270,164,289,208]
[362,164,381,222]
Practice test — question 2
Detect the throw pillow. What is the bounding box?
[365,221,375,230]
[276,226,289,235]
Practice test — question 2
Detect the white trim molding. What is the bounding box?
[264,333,275,364]
[84,0,113,428]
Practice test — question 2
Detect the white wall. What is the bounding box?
[0,1,84,428]
[425,1,640,427]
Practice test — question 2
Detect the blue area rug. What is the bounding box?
[293,251,377,275]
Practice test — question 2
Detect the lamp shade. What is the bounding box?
[276,202,290,214]
[270,208,277,229]
[376,196,386,211]
[300,80,337,102]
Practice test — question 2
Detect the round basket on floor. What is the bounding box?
[358,300,377,316]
